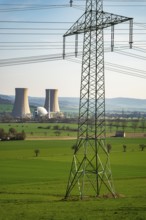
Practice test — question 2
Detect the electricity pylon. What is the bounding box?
[63,0,133,199]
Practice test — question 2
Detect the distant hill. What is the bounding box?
[28,96,146,112]
[0,94,146,112]
[106,97,146,111]
[0,97,12,104]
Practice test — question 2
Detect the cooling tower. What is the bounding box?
[12,88,31,118]
[44,89,60,113]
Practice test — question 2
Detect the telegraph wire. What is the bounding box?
[0,20,145,24]
[0,33,64,35]
[106,67,146,79]
[0,47,146,81]
[0,52,83,67]
[0,28,68,30]
[0,0,145,80]
[116,51,146,60]
[0,4,74,12]
[0,21,73,24]
[106,62,146,75]
[66,57,146,79]
[133,47,146,53]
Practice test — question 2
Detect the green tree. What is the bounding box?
[107,143,112,153]
[131,120,139,134]
[0,128,5,139]
[15,131,26,140]
[9,127,17,135]
[123,145,127,152]
[121,120,128,132]
[114,118,120,132]
[140,119,146,132]
[108,120,113,133]
[54,130,61,136]
[53,125,60,130]
[9,128,17,139]
[34,149,40,157]
[139,144,146,151]
[72,143,78,151]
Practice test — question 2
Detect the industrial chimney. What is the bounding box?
[44,89,60,116]
[12,88,31,118]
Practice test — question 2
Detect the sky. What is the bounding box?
[0,0,146,99]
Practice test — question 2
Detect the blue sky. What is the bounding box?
[0,0,146,99]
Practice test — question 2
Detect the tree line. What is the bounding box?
[0,128,26,141]
[106,143,146,153]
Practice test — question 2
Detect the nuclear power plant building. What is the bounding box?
[12,88,31,118]
[44,89,60,113]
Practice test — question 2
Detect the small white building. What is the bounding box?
[34,107,48,118]
[115,131,126,138]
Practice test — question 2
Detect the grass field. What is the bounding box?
[0,122,78,138]
[1,122,146,139]
[0,138,146,220]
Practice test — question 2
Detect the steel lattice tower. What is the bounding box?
[63,0,133,199]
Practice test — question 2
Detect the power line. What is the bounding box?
[116,51,146,60]
[66,57,146,79]
[0,4,72,12]
[106,67,146,79]
[106,62,146,75]
[0,33,64,35]
[75,0,146,1]
[0,21,73,24]
[0,52,83,67]
[0,28,68,30]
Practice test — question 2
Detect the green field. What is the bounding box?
[1,121,146,139]
[0,138,146,220]
[0,122,78,138]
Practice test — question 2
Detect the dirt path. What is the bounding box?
[26,132,146,140]
[26,136,77,140]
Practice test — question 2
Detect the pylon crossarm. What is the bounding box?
[63,12,86,37]
[101,11,133,28]
[64,11,133,37]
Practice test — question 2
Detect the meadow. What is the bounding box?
[0,122,78,138]
[0,138,146,220]
[1,121,146,139]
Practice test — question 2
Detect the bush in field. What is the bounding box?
[54,130,61,136]
[46,126,51,129]
[123,145,127,152]
[53,125,60,130]
[0,128,5,139]
[107,143,112,153]
[139,144,146,151]
[8,128,17,139]
[15,131,26,140]
[71,143,79,152]
[9,127,17,135]
[0,128,26,141]
[34,149,40,157]
[0,128,9,140]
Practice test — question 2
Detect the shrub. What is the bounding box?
[0,128,26,141]
[107,143,112,153]
[34,149,40,157]
[139,144,146,151]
